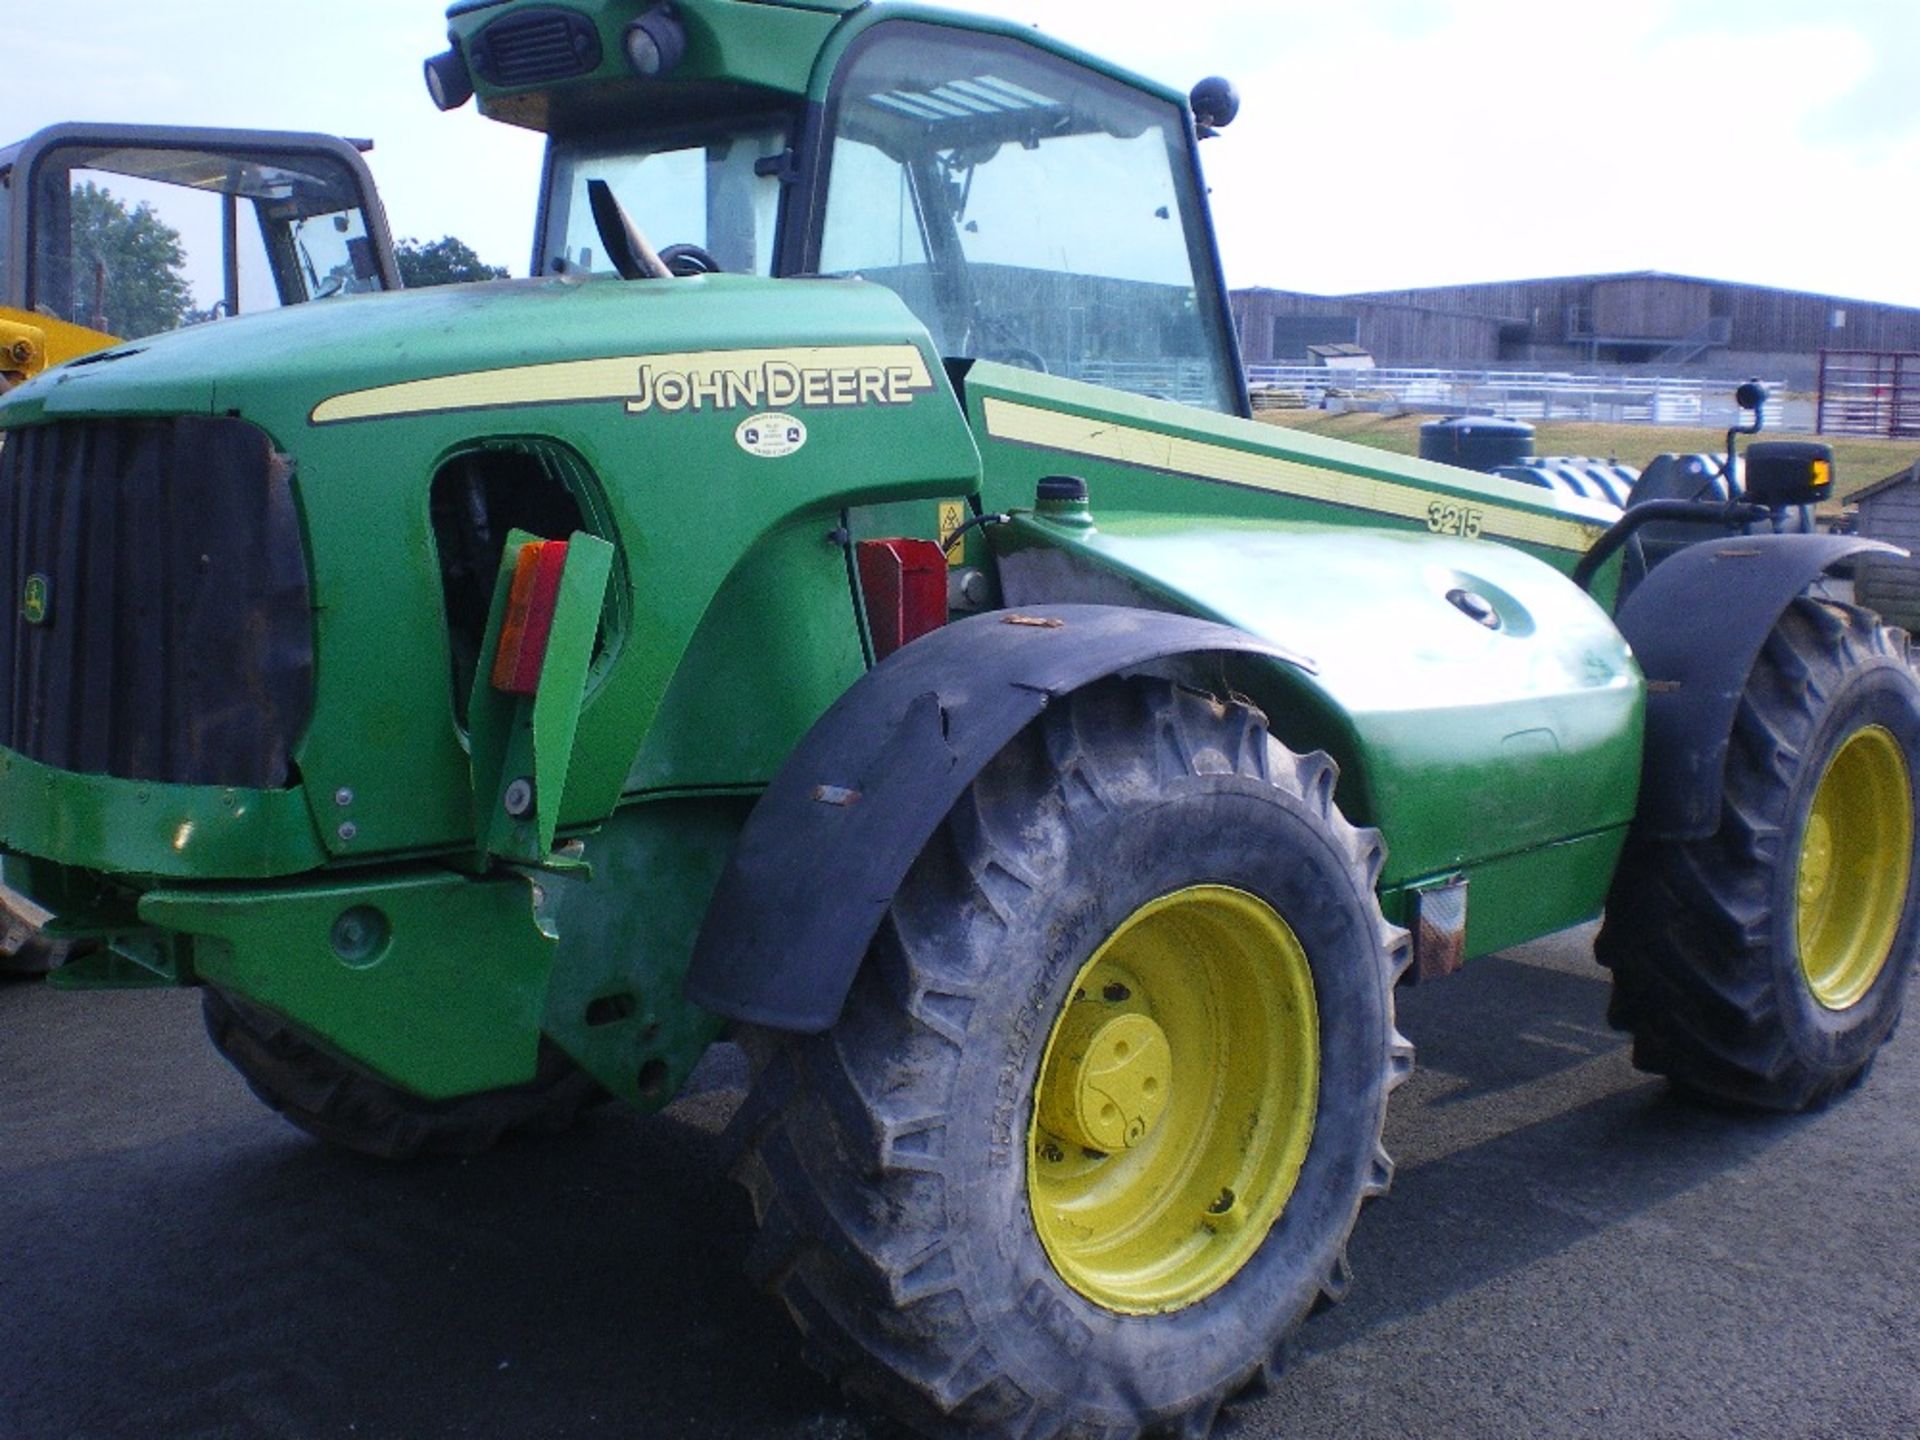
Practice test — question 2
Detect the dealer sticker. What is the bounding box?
[736,412,807,459]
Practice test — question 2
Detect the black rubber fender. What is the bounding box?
[1617,533,1901,840]
[684,603,1308,1032]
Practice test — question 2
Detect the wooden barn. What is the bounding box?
[1848,463,1920,631]
[1233,272,1920,384]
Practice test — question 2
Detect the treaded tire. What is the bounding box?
[730,679,1412,1439]
[1597,596,1920,1111]
[202,988,606,1160]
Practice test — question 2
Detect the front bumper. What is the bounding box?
[0,746,327,880]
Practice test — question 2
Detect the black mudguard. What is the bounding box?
[1617,533,1901,840]
[684,603,1307,1032]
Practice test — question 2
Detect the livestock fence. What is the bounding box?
[1245,366,1805,431]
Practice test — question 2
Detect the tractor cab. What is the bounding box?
[440,1,1243,414]
[0,123,400,379]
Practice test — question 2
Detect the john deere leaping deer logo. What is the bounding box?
[21,573,48,626]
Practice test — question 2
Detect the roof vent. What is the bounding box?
[471,8,602,89]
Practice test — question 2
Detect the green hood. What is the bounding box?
[0,272,928,439]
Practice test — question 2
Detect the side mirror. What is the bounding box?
[1744,441,1833,509]
[1734,379,1767,413]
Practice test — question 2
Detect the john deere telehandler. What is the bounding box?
[1,4,1912,1436]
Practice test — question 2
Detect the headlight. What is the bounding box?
[624,5,687,79]
[424,47,475,111]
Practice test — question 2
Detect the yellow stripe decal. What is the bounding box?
[981,397,1607,554]
[311,344,935,426]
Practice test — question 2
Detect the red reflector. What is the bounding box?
[856,538,948,660]
[491,540,570,695]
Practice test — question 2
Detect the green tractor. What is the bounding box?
[1,3,1912,1435]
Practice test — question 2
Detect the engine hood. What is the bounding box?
[0,272,935,441]
[0,265,980,883]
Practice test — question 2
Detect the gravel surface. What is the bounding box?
[3,925,1915,1440]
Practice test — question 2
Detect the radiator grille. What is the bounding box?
[0,417,313,788]
[472,9,602,88]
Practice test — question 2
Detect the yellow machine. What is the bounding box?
[0,122,399,392]
[0,308,116,389]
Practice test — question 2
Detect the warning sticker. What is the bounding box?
[937,500,968,566]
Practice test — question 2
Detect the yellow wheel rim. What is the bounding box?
[1796,724,1913,1010]
[1026,885,1318,1314]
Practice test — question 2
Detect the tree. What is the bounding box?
[394,236,510,288]
[66,182,194,339]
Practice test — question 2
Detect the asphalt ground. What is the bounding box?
[2,925,1915,1440]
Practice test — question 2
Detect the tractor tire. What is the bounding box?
[1597,595,1920,1111]
[202,988,605,1161]
[730,679,1412,1439]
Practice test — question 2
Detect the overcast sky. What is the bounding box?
[5,0,1917,304]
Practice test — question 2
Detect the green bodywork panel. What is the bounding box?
[141,868,555,1099]
[964,364,1619,576]
[960,364,1643,953]
[992,510,1641,904]
[1462,832,1626,960]
[537,797,746,1108]
[0,747,326,879]
[624,512,874,793]
[0,275,977,871]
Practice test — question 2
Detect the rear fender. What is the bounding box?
[683,603,1305,1032]
[1618,533,1901,839]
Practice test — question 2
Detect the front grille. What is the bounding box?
[472,9,602,88]
[0,417,313,788]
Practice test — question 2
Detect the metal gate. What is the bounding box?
[1816,350,1920,438]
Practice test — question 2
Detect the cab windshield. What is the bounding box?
[539,119,789,278]
[814,23,1239,413]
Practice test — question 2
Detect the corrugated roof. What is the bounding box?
[1234,271,1920,316]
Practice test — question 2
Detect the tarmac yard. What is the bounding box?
[3,925,1915,1440]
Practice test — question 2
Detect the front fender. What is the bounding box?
[1618,533,1901,839]
[683,603,1302,1032]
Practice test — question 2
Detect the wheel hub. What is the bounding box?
[1796,723,1913,1011]
[1036,1008,1172,1153]
[1027,885,1319,1314]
